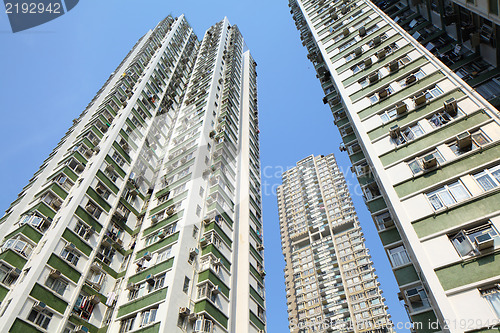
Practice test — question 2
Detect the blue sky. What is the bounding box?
[0,1,410,331]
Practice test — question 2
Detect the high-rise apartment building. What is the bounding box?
[371,0,500,109]
[277,154,393,333]
[0,15,266,333]
[289,0,500,332]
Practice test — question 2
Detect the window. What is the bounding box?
[480,286,500,318]
[192,226,199,239]
[393,123,424,145]
[1,237,33,258]
[449,129,491,156]
[473,165,500,191]
[183,277,190,294]
[388,245,410,267]
[27,308,53,330]
[140,308,157,327]
[196,205,202,217]
[111,152,126,167]
[0,264,18,286]
[120,316,135,333]
[407,150,445,174]
[85,201,102,219]
[426,180,471,210]
[379,107,398,123]
[450,222,499,257]
[74,221,91,240]
[60,246,80,266]
[45,276,68,295]
[194,317,214,333]
[156,247,171,263]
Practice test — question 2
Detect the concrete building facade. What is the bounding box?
[0,15,265,333]
[278,154,393,333]
[289,0,500,332]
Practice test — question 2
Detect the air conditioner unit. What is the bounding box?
[258,269,266,277]
[167,207,175,216]
[49,269,61,278]
[74,326,90,333]
[151,215,159,223]
[389,125,400,139]
[377,49,386,59]
[414,92,427,106]
[343,28,350,37]
[179,307,190,316]
[406,288,421,302]
[444,98,458,117]
[146,274,155,284]
[456,131,472,150]
[126,282,136,291]
[383,217,394,228]
[369,72,379,84]
[475,233,494,250]
[378,88,389,99]
[257,244,264,251]
[33,301,47,310]
[189,248,199,256]
[212,285,221,295]
[200,237,208,246]
[158,230,166,238]
[406,74,416,85]
[143,252,152,261]
[359,26,366,36]
[354,47,362,57]
[105,164,115,173]
[364,57,372,67]
[389,60,399,72]
[213,258,222,266]
[396,102,408,115]
[423,154,437,169]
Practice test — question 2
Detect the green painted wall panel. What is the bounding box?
[250,286,265,307]
[9,319,44,333]
[197,269,230,298]
[411,310,440,333]
[143,211,183,237]
[28,202,56,220]
[4,225,42,244]
[0,284,9,302]
[29,283,68,314]
[136,232,180,259]
[86,188,111,212]
[0,249,27,270]
[68,314,99,333]
[379,228,402,246]
[359,73,446,120]
[396,143,500,198]
[350,57,428,102]
[393,264,419,286]
[366,197,387,213]
[47,254,81,283]
[201,245,231,270]
[413,190,500,238]
[380,111,490,166]
[436,252,500,290]
[96,170,119,194]
[133,323,160,333]
[62,229,92,256]
[249,310,266,330]
[112,142,132,164]
[205,222,232,246]
[149,191,188,216]
[104,155,126,178]
[194,300,228,328]
[128,258,174,285]
[250,264,264,284]
[367,90,465,141]
[117,287,167,317]
[75,206,103,232]
[250,245,263,264]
